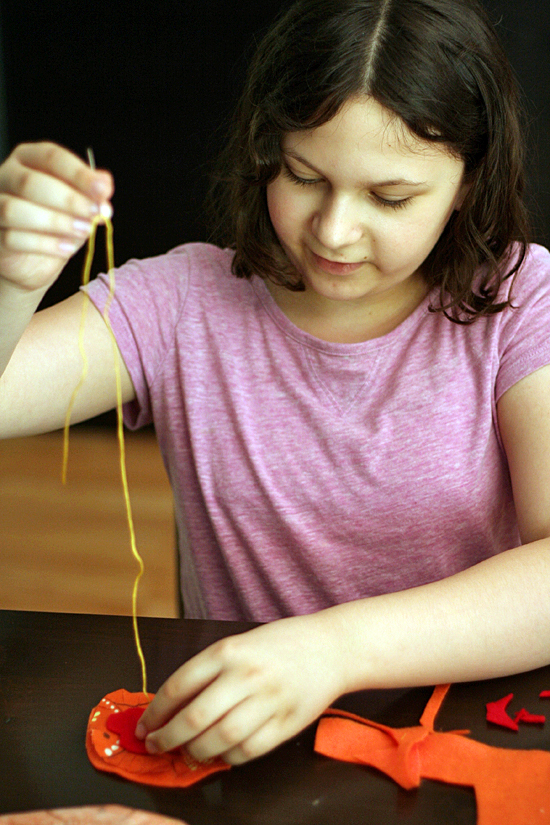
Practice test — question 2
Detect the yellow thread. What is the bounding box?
[61,217,99,482]
[63,215,149,697]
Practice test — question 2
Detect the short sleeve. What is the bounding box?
[495,244,550,402]
[84,245,191,429]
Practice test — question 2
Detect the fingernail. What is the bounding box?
[145,737,159,755]
[91,177,109,198]
[100,202,113,219]
[73,219,92,235]
[134,721,145,739]
[59,240,78,254]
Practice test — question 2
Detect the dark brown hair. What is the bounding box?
[209,0,531,322]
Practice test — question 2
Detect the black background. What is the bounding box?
[0,0,548,312]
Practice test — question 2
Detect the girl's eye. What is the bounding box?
[283,167,322,187]
[283,166,413,209]
[373,194,412,210]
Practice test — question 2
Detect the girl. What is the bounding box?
[1,0,549,766]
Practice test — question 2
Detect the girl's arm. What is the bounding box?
[0,143,134,437]
[136,365,550,764]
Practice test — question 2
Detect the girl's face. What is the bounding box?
[266,96,467,317]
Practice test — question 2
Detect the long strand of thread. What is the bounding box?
[62,215,149,697]
[101,218,149,697]
[61,217,99,482]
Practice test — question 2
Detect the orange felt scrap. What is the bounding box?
[86,689,230,787]
[314,684,550,825]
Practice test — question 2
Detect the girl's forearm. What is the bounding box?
[323,538,550,694]
[0,279,49,380]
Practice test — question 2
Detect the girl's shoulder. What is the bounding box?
[140,242,236,292]
[166,242,235,272]
[105,242,239,314]
[505,243,550,303]
[114,242,236,287]
[86,243,239,341]
[492,243,550,402]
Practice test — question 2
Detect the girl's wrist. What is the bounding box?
[0,274,52,302]
[306,606,362,699]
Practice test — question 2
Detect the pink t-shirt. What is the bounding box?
[86,242,550,621]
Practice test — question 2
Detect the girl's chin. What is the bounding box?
[302,274,378,304]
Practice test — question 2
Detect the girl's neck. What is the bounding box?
[265,274,429,344]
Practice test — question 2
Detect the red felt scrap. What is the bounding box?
[540,691,550,699]
[514,708,546,726]
[485,693,519,731]
[107,707,148,754]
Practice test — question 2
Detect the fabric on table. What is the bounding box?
[0,807,186,825]
[314,684,550,824]
[485,693,519,730]
[514,708,546,725]
[86,689,230,787]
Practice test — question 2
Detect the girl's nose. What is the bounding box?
[311,194,363,250]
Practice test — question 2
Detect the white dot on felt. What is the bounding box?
[105,748,112,757]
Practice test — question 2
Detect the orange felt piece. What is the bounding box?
[315,684,550,825]
[86,689,230,787]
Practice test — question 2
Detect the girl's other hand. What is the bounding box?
[135,613,348,765]
[0,142,113,293]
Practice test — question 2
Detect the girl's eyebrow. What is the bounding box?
[283,149,428,188]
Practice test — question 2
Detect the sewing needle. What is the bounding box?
[86,147,110,222]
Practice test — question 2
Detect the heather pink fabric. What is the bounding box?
[86,242,550,621]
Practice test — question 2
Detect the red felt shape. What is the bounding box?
[514,708,546,725]
[485,693,518,731]
[107,707,148,754]
[540,690,550,699]
[315,684,550,825]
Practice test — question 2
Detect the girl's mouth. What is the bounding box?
[309,250,365,276]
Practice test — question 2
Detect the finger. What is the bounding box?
[13,142,113,203]
[0,228,85,259]
[221,713,293,765]
[144,669,254,754]
[0,195,94,240]
[184,696,275,763]
[138,652,224,736]
[3,160,109,222]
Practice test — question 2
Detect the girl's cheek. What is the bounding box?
[267,182,295,237]
[267,177,286,207]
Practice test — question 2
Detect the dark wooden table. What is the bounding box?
[1,609,549,823]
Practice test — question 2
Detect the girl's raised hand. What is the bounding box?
[135,613,348,765]
[0,142,113,293]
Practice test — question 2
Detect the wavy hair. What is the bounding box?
[208,0,531,322]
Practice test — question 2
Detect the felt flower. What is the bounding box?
[86,689,230,787]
